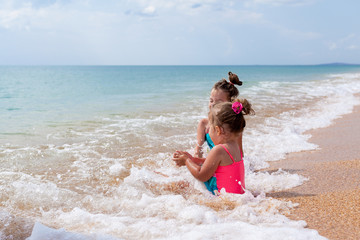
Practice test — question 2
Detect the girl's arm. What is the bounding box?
[194,118,208,158]
[191,156,206,165]
[185,146,222,182]
[173,151,205,166]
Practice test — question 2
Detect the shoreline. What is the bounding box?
[264,102,360,239]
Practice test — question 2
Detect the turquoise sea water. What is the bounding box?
[1,65,360,239]
[2,65,360,136]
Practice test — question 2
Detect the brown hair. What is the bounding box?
[212,72,243,101]
[209,98,254,134]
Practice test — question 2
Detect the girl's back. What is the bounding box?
[214,144,245,194]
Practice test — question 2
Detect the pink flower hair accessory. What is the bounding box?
[232,102,243,114]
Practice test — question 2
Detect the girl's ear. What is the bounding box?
[215,126,222,136]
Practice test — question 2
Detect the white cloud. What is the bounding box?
[0,1,125,32]
[246,0,316,6]
[0,5,33,30]
[326,34,359,51]
[0,0,262,30]
[140,5,157,17]
[0,0,358,65]
[223,8,263,23]
[327,42,337,50]
[143,6,156,14]
[264,20,321,40]
[347,45,359,50]
[127,0,247,16]
[339,34,356,43]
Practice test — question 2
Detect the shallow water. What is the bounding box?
[1,65,360,239]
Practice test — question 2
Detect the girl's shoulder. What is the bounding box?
[209,145,229,158]
[205,145,226,165]
[197,118,209,129]
[199,118,209,125]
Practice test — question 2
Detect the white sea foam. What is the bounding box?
[246,169,308,194]
[27,222,120,240]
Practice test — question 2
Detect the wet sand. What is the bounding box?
[265,104,360,240]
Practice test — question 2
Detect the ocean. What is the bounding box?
[1,65,360,239]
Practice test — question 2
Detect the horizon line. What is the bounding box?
[1,62,360,67]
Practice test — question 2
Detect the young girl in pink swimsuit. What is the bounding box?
[173,99,254,194]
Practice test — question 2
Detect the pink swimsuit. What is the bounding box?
[215,144,245,194]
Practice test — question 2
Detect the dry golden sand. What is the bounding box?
[265,103,360,240]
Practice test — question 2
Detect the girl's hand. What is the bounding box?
[172,151,191,167]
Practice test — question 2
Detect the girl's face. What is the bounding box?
[208,89,229,109]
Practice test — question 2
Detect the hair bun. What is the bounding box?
[228,71,242,86]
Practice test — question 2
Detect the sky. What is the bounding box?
[0,0,359,65]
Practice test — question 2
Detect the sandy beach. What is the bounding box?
[265,102,360,239]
